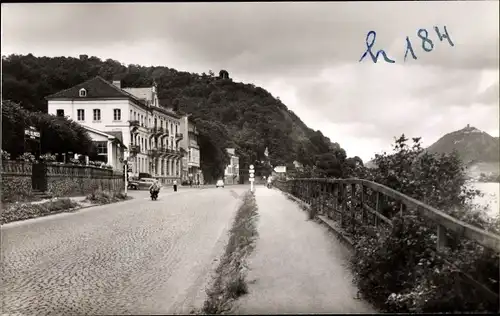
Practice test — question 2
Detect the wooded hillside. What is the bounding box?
[2,54,359,181]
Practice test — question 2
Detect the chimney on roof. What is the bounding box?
[467,124,470,128]
[112,80,121,89]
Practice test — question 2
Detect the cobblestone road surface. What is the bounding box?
[1,186,248,315]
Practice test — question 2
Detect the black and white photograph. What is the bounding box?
[1,1,499,314]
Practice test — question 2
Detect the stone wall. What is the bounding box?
[1,161,124,203]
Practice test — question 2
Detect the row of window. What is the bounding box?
[130,110,179,134]
[132,156,181,176]
[56,109,121,122]
[131,135,177,152]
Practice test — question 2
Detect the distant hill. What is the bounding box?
[366,125,500,177]
[426,125,499,164]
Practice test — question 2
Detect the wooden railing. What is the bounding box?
[274,178,500,307]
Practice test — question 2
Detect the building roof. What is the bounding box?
[46,76,184,120]
[106,131,124,144]
[152,105,182,119]
[123,87,153,102]
[45,76,149,110]
[83,125,127,149]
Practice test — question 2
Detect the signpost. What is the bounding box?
[23,125,41,158]
[274,165,287,173]
[249,164,255,192]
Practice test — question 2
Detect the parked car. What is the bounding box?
[216,179,224,188]
[128,178,160,190]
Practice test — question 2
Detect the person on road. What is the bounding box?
[173,179,178,192]
[267,176,272,188]
[149,181,160,197]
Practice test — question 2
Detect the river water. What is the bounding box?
[468,182,499,219]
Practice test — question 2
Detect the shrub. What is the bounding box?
[350,135,499,313]
[40,153,56,162]
[1,150,11,161]
[1,198,79,224]
[19,152,36,163]
[85,190,128,204]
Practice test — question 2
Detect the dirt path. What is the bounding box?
[233,187,375,314]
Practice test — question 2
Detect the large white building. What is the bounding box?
[46,76,192,184]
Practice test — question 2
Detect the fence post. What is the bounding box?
[361,185,366,224]
[336,183,341,222]
[341,183,346,228]
[307,181,311,205]
[327,182,333,220]
[436,224,448,252]
[351,183,356,233]
[375,191,380,227]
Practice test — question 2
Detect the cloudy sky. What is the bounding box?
[2,2,499,162]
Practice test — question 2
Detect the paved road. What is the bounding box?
[1,186,248,315]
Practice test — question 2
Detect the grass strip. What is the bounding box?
[202,190,259,314]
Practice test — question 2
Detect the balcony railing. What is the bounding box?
[129,144,140,153]
[129,120,140,127]
[147,148,161,157]
[175,133,183,141]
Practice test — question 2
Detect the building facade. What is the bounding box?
[82,126,126,171]
[178,115,202,183]
[224,148,239,184]
[46,76,193,184]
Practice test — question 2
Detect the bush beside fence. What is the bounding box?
[1,161,124,203]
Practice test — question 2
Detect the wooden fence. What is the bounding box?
[274,178,500,309]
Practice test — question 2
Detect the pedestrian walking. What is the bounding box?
[196,179,200,188]
[173,179,178,192]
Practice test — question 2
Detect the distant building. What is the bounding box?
[224,148,239,184]
[46,76,196,184]
[178,115,203,184]
[219,69,230,80]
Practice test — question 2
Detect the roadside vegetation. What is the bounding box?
[1,198,79,224]
[1,190,131,225]
[202,190,259,314]
[347,135,499,313]
[84,190,130,205]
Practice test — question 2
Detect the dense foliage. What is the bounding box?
[2,100,94,159]
[351,135,500,313]
[2,53,354,181]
